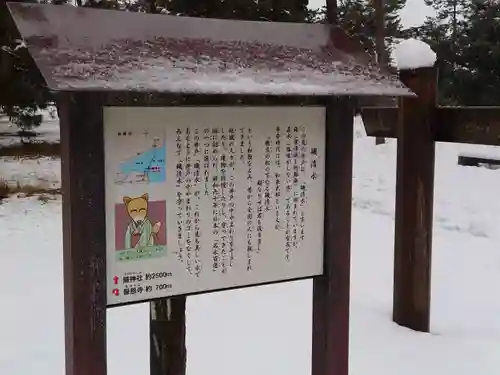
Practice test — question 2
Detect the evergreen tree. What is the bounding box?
[423,0,469,49]
[454,1,500,105]
[1,0,311,131]
[405,0,500,105]
[0,0,55,130]
[165,0,309,22]
[403,16,460,104]
[314,0,407,60]
[0,0,149,130]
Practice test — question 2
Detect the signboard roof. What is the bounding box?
[7,3,414,97]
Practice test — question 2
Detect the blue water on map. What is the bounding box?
[119,144,166,183]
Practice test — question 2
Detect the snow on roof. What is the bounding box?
[7,3,414,97]
[394,38,437,70]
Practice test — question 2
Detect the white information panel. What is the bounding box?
[104,107,326,306]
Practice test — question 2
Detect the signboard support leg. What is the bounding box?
[312,97,354,375]
[59,92,107,375]
[150,297,187,375]
[393,66,437,332]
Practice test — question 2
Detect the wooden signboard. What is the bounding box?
[6,3,414,375]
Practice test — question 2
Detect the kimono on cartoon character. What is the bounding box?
[123,193,162,249]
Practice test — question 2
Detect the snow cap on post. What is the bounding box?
[394,38,437,71]
[6,2,415,97]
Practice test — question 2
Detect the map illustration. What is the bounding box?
[114,133,166,185]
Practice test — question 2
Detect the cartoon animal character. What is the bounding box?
[123,193,162,249]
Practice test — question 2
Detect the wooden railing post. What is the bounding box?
[150,297,187,375]
[393,66,438,332]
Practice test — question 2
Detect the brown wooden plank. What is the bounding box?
[436,107,500,145]
[457,154,500,167]
[99,92,326,107]
[360,107,398,138]
[312,97,354,375]
[58,92,107,375]
[150,298,187,375]
[362,106,500,146]
[393,67,437,333]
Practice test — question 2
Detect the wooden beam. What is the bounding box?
[392,66,437,333]
[312,97,354,375]
[457,154,500,168]
[59,92,107,375]
[361,106,500,146]
[436,107,500,145]
[360,107,397,138]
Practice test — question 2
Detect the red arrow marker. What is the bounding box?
[113,276,119,285]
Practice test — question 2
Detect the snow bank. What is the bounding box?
[0,111,59,148]
[394,38,437,70]
[3,116,500,375]
[0,156,60,191]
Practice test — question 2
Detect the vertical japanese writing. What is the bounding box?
[169,116,319,281]
[264,136,272,212]
[311,146,318,180]
[203,128,210,196]
[175,128,185,263]
[228,128,236,267]
[245,128,254,271]
[299,126,308,242]
[256,179,263,253]
[278,125,312,261]
[275,126,281,230]
[211,128,221,272]
[184,127,193,274]
[220,129,228,274]
[193,128,202,277]
[175,127,204,275]
[240,127,246,163]
[292,126,299,250]
[284,126,293,261]
[193,190,202,277]
[309,141,319,241]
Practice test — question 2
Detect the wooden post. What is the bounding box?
[150,298,187,375]
[325,0,338,26]
[393,66,437,332]
[312,4,353,375]
[312,97,354,375]
[59,92,107,375]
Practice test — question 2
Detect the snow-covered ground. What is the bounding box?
[0,112,60,190]
[1,117,500,375]
[0,109,59,148]
[0,156,60,191]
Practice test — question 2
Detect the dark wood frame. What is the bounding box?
[59,92,107,375]
[361,64,500,333]
[59,92,355,375]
